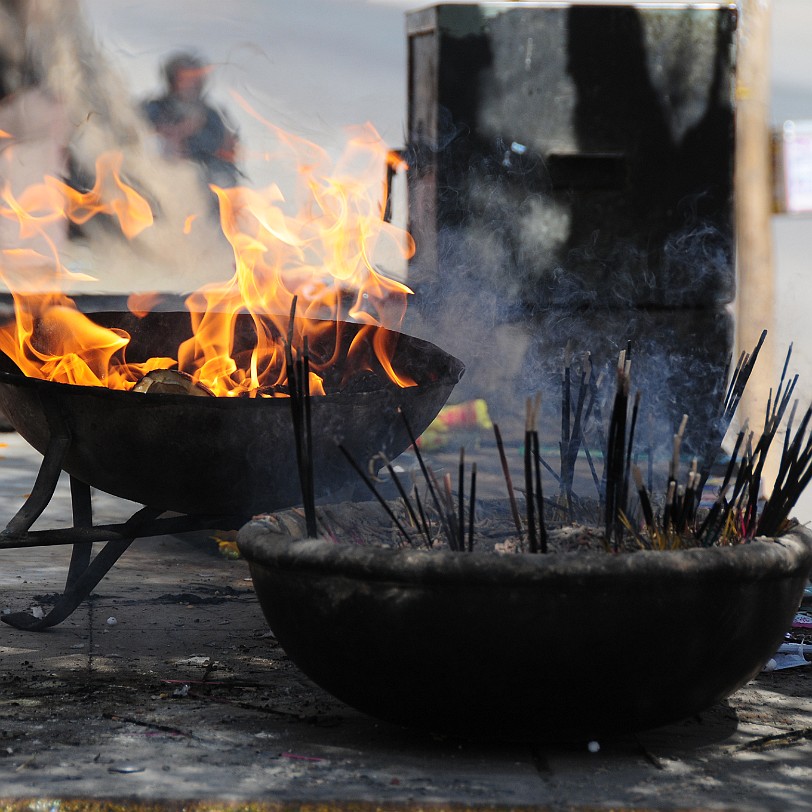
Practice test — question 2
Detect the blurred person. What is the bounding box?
[143,51,240,189]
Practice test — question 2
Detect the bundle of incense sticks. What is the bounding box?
[324,330,811,553]
[696,342,800,544]
[695,329,767,495]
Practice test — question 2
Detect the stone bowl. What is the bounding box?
[237,507,812,741]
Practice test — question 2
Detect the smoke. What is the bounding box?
[404,107,736,466]
[1,0,232,293]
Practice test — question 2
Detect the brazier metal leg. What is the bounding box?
[0,417,240,630]
[1,504,164,631]
[1,399,71,540]
[2,538,135,631]
[64,476,92,591]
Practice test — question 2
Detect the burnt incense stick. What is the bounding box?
[413,484,433,548]
[757,402,812,535]
[562,343,572,447]
[725,330,767,419]
[581,443,602,499]
[442,472,460,551]
[458,447,465,553]
[536,450,563,487]
[527,392,542,428]
[493,422,524,539]
[398,407,451,543]
[604,365,629,550]
[337,443,415,546]
[721,350,746,417]
[532,430,548,553]
[589,370,608,468]
[632,464,655,532]
[662,481,676,535]
[778,400,801,483]
[564,357,590,494]
[525,398,538,553]
[773,344,794,417]
[671,414,688,483]
[525,429,538,554]
[696,331,768,496]
[386,460,425,544]
[468,462,477,553]
[680,469,698,532]
[696,423,747,547]
[428,464,457,549]
[776,404,810,485]
[621,391,641,526]
[740,377,798,536]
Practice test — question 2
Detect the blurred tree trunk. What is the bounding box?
[735,0,775,439]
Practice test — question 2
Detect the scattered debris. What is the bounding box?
[737,726,812,752]
[107,764,146,773]
[212,529,241,559]
[281,751,324,762]
[174,655,215,669]
[102,712,193,739]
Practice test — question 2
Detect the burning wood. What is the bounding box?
[133,369,214,397]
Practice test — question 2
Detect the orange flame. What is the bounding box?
[0,123,416,396]
[127,292,165,319]
[47,152,154,239]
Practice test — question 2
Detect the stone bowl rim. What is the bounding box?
[238,516,812,586]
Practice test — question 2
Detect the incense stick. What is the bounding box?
[285,297,317,538]
[301,339,316,537]
[532,430,548,553]
[337,443,415,546]
[458,447,465,553]
[525,401,538,554]
[413,484,433,548]
[398,407,454,546]
[632,464,655,534]
[386,460,426,546]
[604,364,629,551]
[468,462,477,552]
[493,422,524,539]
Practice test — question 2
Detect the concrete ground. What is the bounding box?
[0,430,811,810]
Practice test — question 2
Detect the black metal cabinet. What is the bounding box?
[407,2,737,310]
[404,3,738,454]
